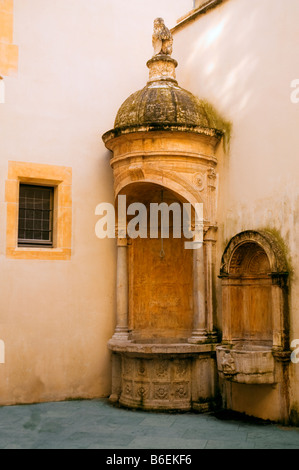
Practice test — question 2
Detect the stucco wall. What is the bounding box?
[1,0,298,422]
[172,0,299,421]
[0,0,188,404]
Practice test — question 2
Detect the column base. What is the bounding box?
[207,331,219,342]
[109,393,120,404]
[111,329,130,341]
[188,330,209,344]
[192,401,213,413]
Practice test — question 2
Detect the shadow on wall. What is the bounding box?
[174,0,299,245]
[180,0,294,123]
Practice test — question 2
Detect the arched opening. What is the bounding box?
[217,230,289,388]
[217,231,291,422]
[117,182,194,342]
[104,13,223,412]
[228,241,272,347]
[219,230,289,351]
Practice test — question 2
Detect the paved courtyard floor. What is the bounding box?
[0,398,298,449]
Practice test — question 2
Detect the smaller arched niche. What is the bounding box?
[217,231,289,385]
[225,241,273,346]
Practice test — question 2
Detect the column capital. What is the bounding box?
[203,225,218,242]
[115,222,127,240]
[117,237,128,247]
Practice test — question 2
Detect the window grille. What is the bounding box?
[18,184,54,246]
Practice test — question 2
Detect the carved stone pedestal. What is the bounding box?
[108,340,218,411]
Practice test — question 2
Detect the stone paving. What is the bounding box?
[0,399,298,449]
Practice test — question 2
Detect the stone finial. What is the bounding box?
[152,18,173,56]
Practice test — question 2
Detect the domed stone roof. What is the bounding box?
[114,64,211,129]
[103,19,230,147]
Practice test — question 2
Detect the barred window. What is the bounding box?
[18,184,54,247]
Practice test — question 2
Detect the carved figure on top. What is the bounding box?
[152,18,173,56]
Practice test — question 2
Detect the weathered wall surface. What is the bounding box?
[173,0,299,421]
[0,0,188,404]
[1,0,299,423]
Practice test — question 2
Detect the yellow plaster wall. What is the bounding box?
[0,0,18,76]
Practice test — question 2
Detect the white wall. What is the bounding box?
[0,0,189,404]
[173,0,299,419]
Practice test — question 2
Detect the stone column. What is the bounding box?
[271,274,288,350]
[204,227,218,341]
[220,278,232,343]
[189,242,208,343]
[112,237,129,340]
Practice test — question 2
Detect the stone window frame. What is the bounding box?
[5,161,72,260]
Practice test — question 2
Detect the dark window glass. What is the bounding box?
[18,184,54,247]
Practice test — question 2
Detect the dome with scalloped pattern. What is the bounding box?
[114,73,211,130]
[103,46,230,148]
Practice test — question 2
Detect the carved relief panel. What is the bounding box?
[120,356,192,409]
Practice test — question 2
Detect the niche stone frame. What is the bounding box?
[217,230,291,422]
[219,230,289,354]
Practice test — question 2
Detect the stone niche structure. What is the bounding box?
[217,230,291,423]
[102,19,225,411]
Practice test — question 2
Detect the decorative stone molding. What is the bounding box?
[216,345,275,384]
[220,230,289,277]
[207,167,217,189]
[193,172,205,191]
[128,163,145,181]
[108,135,219,225]
[220,350,236,376]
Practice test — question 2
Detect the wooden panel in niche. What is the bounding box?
[230,285,245,340]
[247,283,272,341]
[229,242,272,344]
[129,233,193,340]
